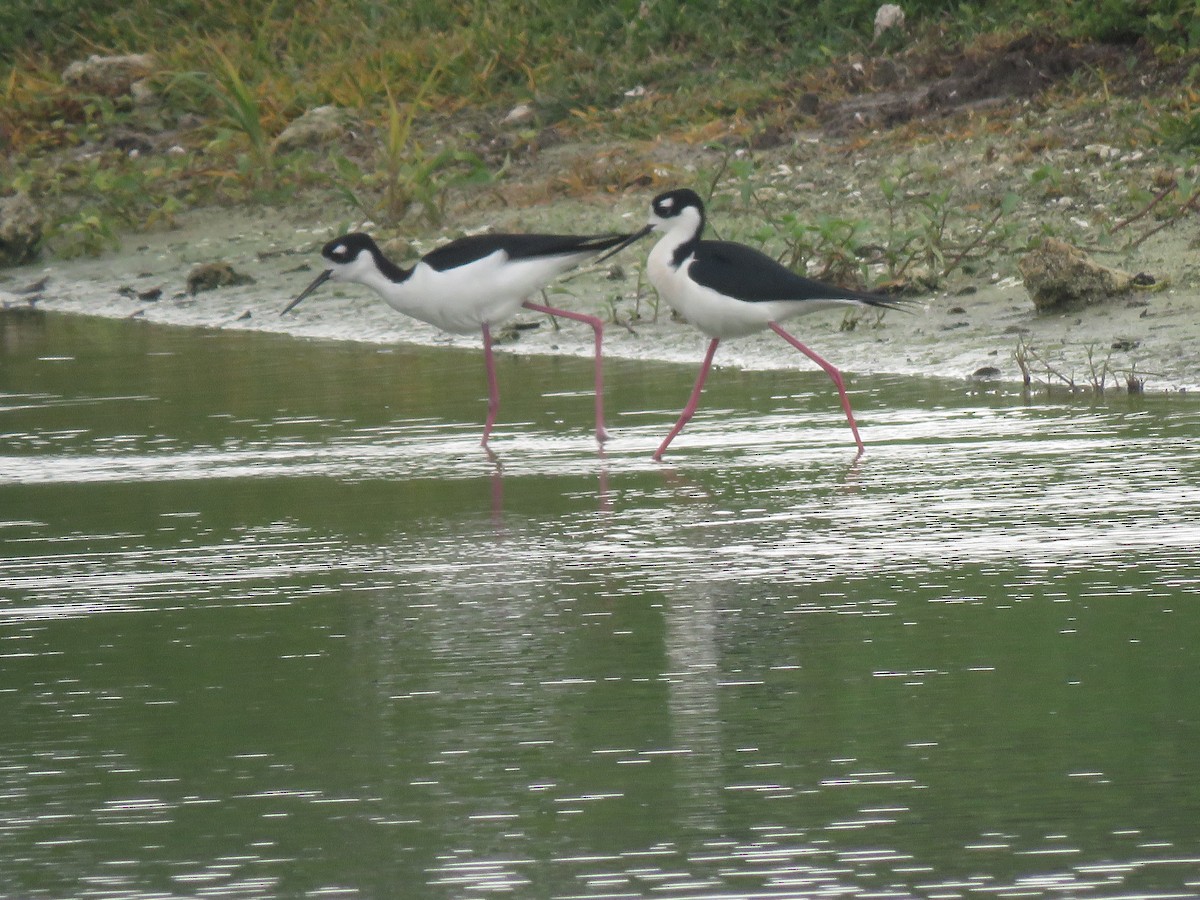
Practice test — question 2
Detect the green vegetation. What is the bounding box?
[1,0,1198,263]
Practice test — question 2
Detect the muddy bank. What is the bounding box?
[6,28,1200,397]
[1,200,1196,396]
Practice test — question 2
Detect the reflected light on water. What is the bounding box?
[3,313,1200,898]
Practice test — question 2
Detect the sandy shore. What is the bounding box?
[2,198,1197,396]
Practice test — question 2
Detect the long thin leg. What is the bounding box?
[655,338,720,461]
[523,300,608,442]
[768,321,865,454]
[481,323,500,448]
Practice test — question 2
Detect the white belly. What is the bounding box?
[379,252,588,335]
[648,245,817,339]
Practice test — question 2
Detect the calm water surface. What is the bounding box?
[2,309,1199,899]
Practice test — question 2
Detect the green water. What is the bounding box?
[3,309,1199,899]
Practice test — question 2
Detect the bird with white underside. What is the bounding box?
[283,228,643,447]
[609,188,910,460]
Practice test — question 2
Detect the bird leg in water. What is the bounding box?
[655,338,720,461]
[523,300,608,442]
[481,322,501,448]
[768,322,865,454]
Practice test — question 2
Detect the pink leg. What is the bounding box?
[768,322,865,454]
[481,323,500,448]
[655,338,720,461]
[523,300,608,442]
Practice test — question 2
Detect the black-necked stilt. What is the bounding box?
[623,188,908,460]
[283,229,644,446]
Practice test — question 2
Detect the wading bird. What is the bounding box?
[283,229,643,447]
[615,188,907,460]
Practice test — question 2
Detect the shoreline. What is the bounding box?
[2,203,1197,397]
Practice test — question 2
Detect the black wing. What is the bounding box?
[691,240,905,310]
[421,232,632,272]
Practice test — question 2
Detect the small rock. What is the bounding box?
[186,262,255,295]
[1018,238,1135,312]
[272,105,354,153]
[1110,338,1140,352]
[1085,143,1120,161]
[501,103,535,126]
[118,285,162,301]
[62,53,154,97]
[16,276,49,294]
[972,366,1002,379]
[874,4,905,39]
[0,194,43,267]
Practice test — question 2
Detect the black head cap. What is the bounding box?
[321,232,380,265]
[651,188,705,220]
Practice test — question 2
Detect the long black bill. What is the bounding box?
[281,269,332,316]
[594,224,654,265]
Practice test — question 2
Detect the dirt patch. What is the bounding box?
[820,35,1135,134]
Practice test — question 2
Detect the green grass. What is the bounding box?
[1,0,1198,260]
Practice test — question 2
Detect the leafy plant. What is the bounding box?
[167,46,276,186]
[328,62,491,226]
[877,167,1022,282]
[1110,166,1200,249]
[1156,108,1200,150]
[47,209,121,257]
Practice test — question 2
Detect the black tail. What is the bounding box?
[497,231,642,261]
[844,286,918,314]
